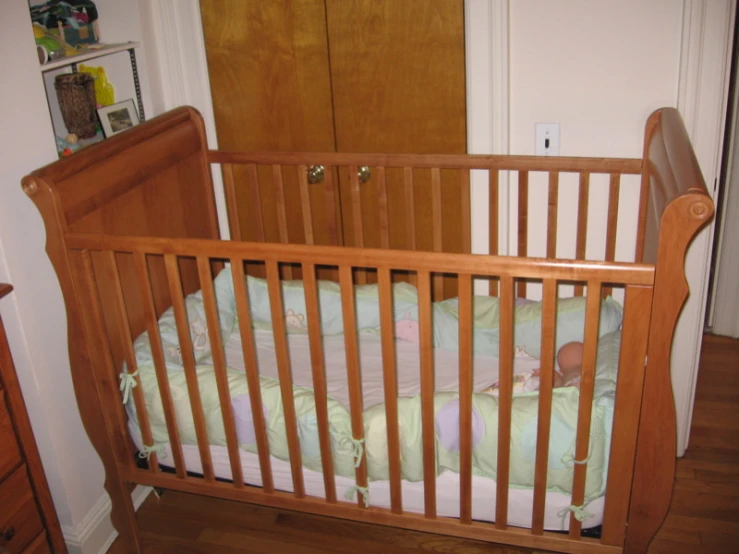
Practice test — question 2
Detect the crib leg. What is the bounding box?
[106,476,142,553]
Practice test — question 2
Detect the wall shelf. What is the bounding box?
[39,40,146,150]
[40,41,141,72]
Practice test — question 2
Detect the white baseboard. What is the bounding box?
[61,485,152,554]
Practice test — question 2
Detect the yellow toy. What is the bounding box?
[79,64,115,107]
[33,23,77,62]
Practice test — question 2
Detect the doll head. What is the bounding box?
[557,341,584,385]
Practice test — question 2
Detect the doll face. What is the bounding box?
[557,341,584,371]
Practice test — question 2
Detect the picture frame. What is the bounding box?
[97,99,140,138]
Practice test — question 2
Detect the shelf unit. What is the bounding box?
[40,41,145,126]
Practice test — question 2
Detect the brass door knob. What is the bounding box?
[308,165,370,184]
[357,166,371,184]
[307,165,325,184]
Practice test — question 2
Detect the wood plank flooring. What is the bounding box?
[108,334,738,553]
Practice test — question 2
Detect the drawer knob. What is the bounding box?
[0,526,14,542]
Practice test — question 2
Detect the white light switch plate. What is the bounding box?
[535,123,560,156]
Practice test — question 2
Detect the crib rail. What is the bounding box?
[67,230,654,552]
[210,151,642,301]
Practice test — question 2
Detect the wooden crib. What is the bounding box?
[22,106,713,553]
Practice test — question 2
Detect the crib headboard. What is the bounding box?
[625,107,714,551]
[22,106,220,370]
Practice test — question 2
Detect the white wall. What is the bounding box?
[1,1,154,552]
[507,1,733,454]
[508,2,681,264]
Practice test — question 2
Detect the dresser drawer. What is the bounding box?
[21,533,51,554]
[0,466,44,553]
[0,393,22,480]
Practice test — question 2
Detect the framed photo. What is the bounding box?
[97,99,140,138]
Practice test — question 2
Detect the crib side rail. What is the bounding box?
[211,151,643,300]
[67,231,654,553]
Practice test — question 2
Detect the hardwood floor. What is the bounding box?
[108,334,738,553]
[648,334,739,554]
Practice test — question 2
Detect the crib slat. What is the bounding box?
[495,275,515,529]
[338,265,369,507]
[197,258,244,487]
[222,164,242,241]
[636,157,650,263]
[231,260,274,493]
[601,285,652,546]
[404,167,416,251]
[575,172,590,296]
[431,168,443,300]
[417,270,436,519]
[350,165,364,247]
[302,262,337,503]
[568,281,602,538]
[273,165,289,245]
[517,171,529,298]
[349,165,367,285]
[603,174,621,297]
[265,261,305,498]
[376,167,390,249]
[323,167,341,246]
[247,163,265,242]
[379,268,403,514]
[547,171,559,259]
[461,169,471,255]
[531,278,557,534]
[272,165,293,280]
[75,251,137,471]
[458,273,473,524]
[164,254,214,481]
[489,169,500,296]
[297,165,314,245]
[133,252,186,478]
[103,252,158,472]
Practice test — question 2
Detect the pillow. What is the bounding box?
[429,295,623,359]
[133,266,237,370]
[245,276,419,336]
[511,296,623,359]
[592,330,621,398]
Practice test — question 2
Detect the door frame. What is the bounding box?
[140,0,732,455]
[672,0,735,454]
[466,0,510,296]
[707,10,739,339]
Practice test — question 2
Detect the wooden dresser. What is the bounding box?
[0,284,66,553]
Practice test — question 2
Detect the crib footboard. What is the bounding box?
[63,232,658,553]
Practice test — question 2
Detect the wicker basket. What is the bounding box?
[54,73,98,139]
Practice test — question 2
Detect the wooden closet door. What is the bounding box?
[200,0,342,250]
[201,1,467,296]
[326,0,467,297]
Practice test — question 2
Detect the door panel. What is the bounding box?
[326,0,467,297]
[201,0,340,253]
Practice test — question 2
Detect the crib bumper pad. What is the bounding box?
[128,348,616,498]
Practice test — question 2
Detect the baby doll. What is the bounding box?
[553,341,583,388]
[484,341,583,395]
